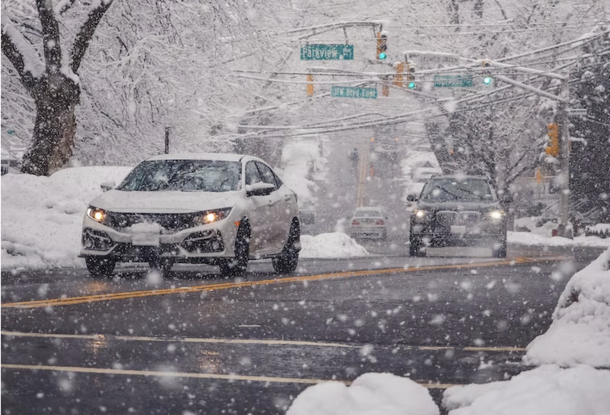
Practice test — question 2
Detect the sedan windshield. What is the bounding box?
[117,160,241,192]
[420,178,494,201]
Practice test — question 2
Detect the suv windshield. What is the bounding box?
[420,178,494,202]
[117,160,241,192]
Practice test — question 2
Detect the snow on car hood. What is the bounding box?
[89,189,240,213]
[417,200,501,211]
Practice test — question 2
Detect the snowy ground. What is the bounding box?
[1,167,132,270]
[443,365,610,415]
[525,248,610,367]
[286,373,439,415]
[507,231,610,248]
[1,167,365,270]
[299,233,369,258]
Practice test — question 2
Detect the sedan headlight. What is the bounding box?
[86,206,106,223]
[488,210,505,221]
[194,207,232,226]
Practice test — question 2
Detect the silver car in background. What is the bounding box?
[349,207,388,240]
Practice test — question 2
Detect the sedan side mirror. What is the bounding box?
[100,181,116,192]
[245,182,275,197]
[406,194,418,202]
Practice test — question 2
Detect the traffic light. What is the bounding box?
[482,60,491,68]
[306,74,314,96]
[376,32,387,60]
[406,63,415,89]
[483,76,493,85]
[545,123,559,157]
[393,62,404,87]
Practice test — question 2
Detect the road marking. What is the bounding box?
[2,256,568,309]
[0,363,461,389]
[1,330,526,352]
[0,330,357,348]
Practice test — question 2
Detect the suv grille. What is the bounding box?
[436,211,481,226]
[104,212,199,232]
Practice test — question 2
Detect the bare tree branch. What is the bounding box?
[57,0,78,16]
[70,0,114,73]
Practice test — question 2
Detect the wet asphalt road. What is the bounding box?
[1,244,602,414]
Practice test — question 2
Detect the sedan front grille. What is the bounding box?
[104,212,200,232]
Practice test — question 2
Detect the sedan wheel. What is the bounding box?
[219,222,250,278]
[272,221,300,274]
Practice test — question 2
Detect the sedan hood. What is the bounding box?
[417,200,501,211]
[89,190,241,213]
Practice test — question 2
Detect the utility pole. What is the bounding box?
[558,78,572,238]
[164,127,170,154]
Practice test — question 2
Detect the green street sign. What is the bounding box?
[434,74,473,88]
[331,86,377,99]
[301,44,354,60]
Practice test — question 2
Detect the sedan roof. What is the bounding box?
[146,153,249,162]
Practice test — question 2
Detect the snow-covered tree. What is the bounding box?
[2,0,114,175]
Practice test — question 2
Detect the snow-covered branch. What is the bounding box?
[70,0,114,73]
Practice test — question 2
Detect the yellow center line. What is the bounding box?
[0,363,461,389]
[1,256,568,309]
[0,330,527,352]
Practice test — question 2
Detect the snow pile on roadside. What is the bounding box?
[287,373,439,415]
[507,231,610,248]
[299,232,369,258]
[443,365,610,415]
[1,167,132,269]
[525,248,610,367]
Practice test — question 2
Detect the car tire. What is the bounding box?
[272,220,300,274]
[219,222,250,278]
[409,235,427,257]
[381,230,388,241]
[85,256,116,278]
[492,238,507,258]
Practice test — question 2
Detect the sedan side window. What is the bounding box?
[245,161,262,185]
[255,162,278,190]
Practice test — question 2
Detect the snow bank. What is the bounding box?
[287,373,439,415]
[507,231,610,248]
[1,167,132,269]
[443,365,610,415]
[525,248,610,367]
[299,233,368,258]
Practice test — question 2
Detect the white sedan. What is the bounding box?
[349,207,388,240]
[81,153,300,278]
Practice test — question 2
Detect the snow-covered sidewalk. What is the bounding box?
[507,231,610,248]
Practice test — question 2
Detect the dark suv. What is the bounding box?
[408,175,507,258]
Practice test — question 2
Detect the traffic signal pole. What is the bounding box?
[558,78,572,238]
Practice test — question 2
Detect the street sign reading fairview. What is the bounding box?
[434,74,473,88]
[301,44,354,60]
[331,86,377,99]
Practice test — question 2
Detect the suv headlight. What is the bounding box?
[194,207,232,226]
[488,210,505,221]
[413,209,428,220]
[86,206,106,223]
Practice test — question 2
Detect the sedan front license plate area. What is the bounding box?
[451,225,466,235]
[131,222,162,246]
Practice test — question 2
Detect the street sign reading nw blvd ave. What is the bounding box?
[331,86,377,99]
[301,44,354,60]
[434,74,474,88]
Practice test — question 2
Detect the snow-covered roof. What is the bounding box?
[147,153,248,162]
